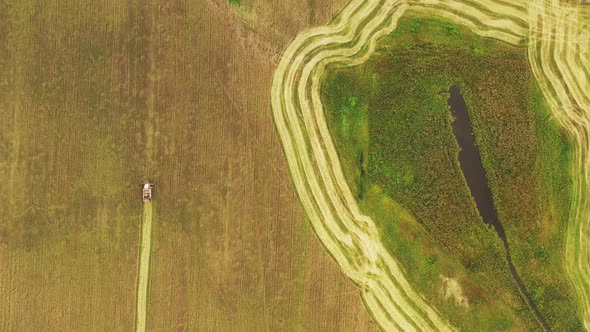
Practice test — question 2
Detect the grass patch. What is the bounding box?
[321,12,582,331]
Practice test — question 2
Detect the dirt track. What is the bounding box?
[271,0,590,330]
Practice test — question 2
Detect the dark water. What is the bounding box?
[447,84,550,331]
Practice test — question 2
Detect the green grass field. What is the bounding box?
[321,12,583,331]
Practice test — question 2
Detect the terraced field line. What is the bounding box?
[272,0,590,330]
[135,202,153,332]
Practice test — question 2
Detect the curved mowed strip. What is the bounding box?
[271,0,590,330]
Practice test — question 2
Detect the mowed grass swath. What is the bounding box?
[271,0,590,330]
[0,1,378,331]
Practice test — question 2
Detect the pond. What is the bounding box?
[447,84,549,331]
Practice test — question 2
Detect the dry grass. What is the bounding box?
[0,0,377,330]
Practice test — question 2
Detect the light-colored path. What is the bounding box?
[271,0,590,330]
[135,202,154,332]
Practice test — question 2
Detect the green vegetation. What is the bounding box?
[229,0,241,5]
[321,11,582,331]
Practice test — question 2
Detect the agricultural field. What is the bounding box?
[2,0,590,331]
[0,0,378,331]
